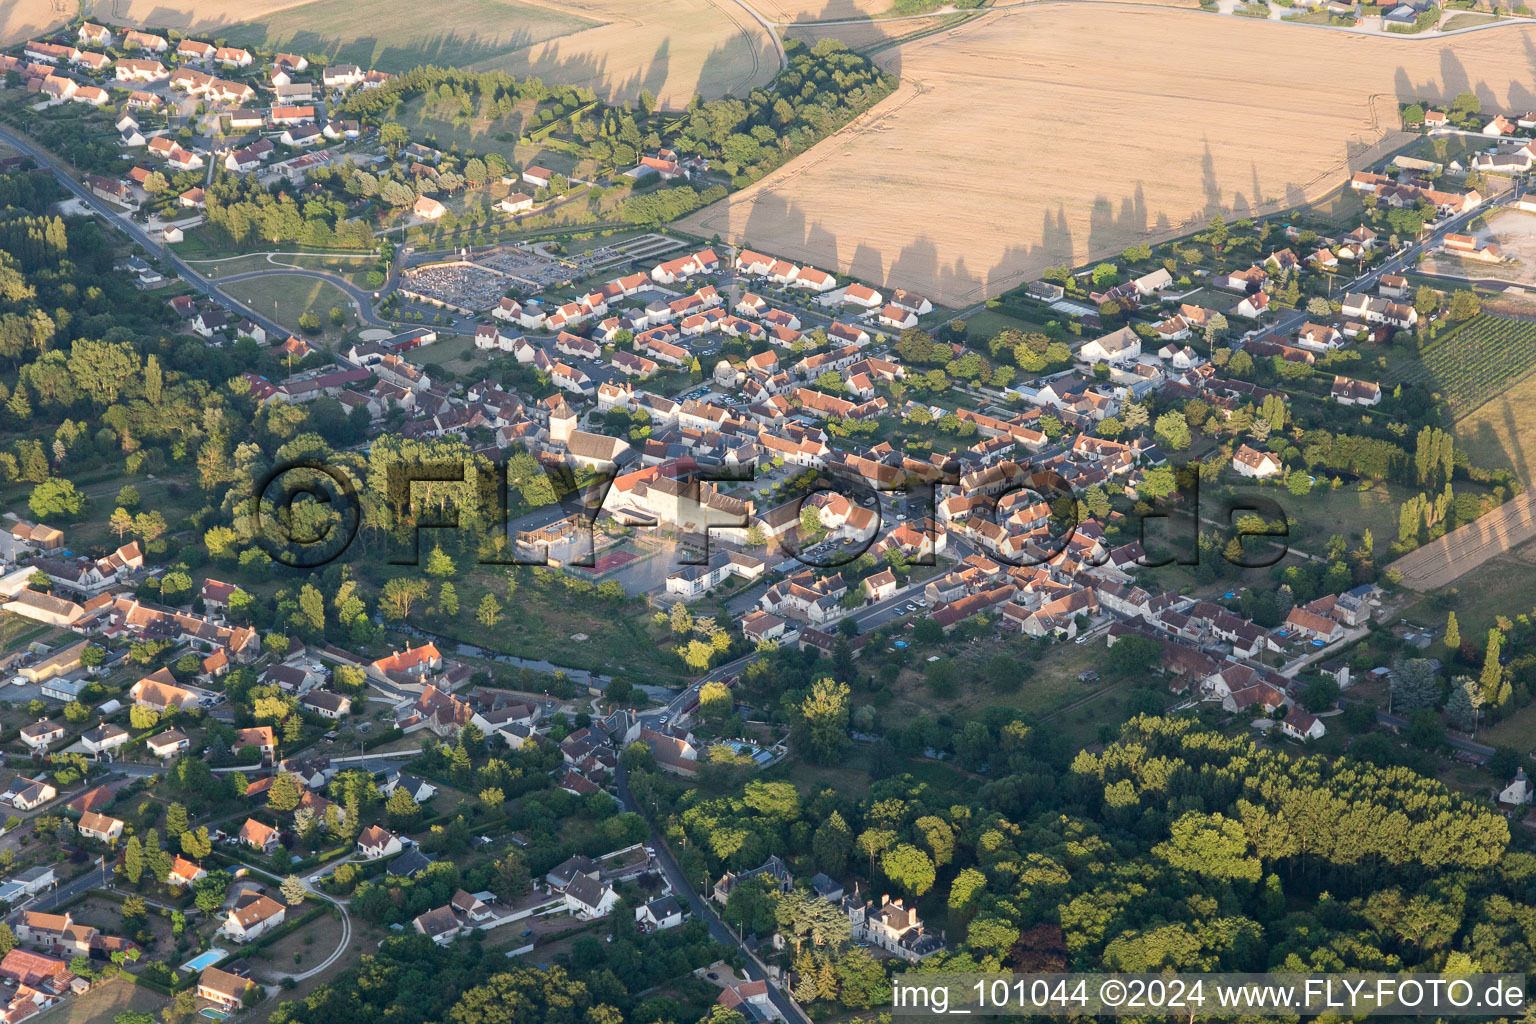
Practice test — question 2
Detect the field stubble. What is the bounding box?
[684,6,1536,307]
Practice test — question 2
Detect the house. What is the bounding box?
[1498,769,1533,807]
[80,724,131,758]
[1281,706,1326,741]
[235,726,276,762]
[19,720,65,752]
[130,669,200,710]
[718,981,780,1022]
[1330,375,1382,407]
[381,772,438,803]
[522,165,554,189]
[876,304,917,330]
[196,966,253,1010]
[849,893,944,961]
[357,825,404,860]
[237,818,280,853]
[78,23,114,45]
[413,196,446,220]
[563,873,620,920]
[636,895,684,931]
[1341,292,1417,329]
[322,64,364,88]
[1232,445,1282,479]
[299,690,351,719]
[147,730,190,759]
[498,192,534,214]
[221,893,286,942]
[413,905,464,945]
[1234,292,1271,320]
[76,812,124,842]
[1078,326,1140,365]
[4,777,56,810]
[1284,606,1344,643]
[115,58,167,82]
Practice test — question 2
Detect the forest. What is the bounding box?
[619,712,1532,1019]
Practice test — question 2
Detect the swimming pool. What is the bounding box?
[181,949,228,973]
[200,1009,229,1021]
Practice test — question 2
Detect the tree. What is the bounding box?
[1444,611,1460,650]
[1389,658,1442,712]
[1105,635,1160,679]
[386,786,421,829]
[812,811,852,875]
[1154,412,1190,451]
[1448,289,1481,322]
[298,311,321,332]
[797,678,849,763]
[698,680,732,720]
[121,835,143,885]
[477,592,502,626]
[280,874,307,906]
[880,843,936,897]
[426,544,456,578]
[109,506,134,540]
[1480,629,1508,707]
[29,477,84,520]
[267,772,303,813]
[164,802,189,839]
[380,578,428,620]
[1445,674,1483,733]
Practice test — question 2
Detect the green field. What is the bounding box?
[1453,369,1536,477]
[219,0,595,73]
[222,274,360,338]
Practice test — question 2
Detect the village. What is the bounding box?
[2,13,1536,1021]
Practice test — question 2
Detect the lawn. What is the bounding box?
[1402,536,1536,642]
[32,979,163,1024]
[1453,368,1536,478]
[190,253,379,289]
[221,276,362,338]
[247,907,345,980]
[961,308,1049,347]
[219,0,595,74]
[1248,478,1416,553]
[401,567,687,684]
[1443,11,1498,29]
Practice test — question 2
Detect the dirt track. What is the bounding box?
[1390,491,1536,591]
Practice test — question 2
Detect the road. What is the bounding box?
[23,860,111,914]
[0,125,349,344]
[614,762,809,1024]
[1339,697,1497,757]
[1250,183,1520,344]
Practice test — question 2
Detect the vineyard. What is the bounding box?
[1395,315,1536,419]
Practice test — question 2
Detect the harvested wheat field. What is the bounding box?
[96,0,314,33]
[217,0,594,74]
[684,6,1536,307]
[783,13,972,52]
[0,0,69,46]
[1390,491,1536,592]
[461,0,778,106]
[104,0,775,107]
